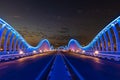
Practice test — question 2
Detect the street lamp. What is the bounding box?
[33,50,37,54]
[19,50,24,54]
[94,50,99,55]
[82,50,85,54]
[39,50,42,53]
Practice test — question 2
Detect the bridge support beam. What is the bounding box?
[108,29,114,51]
[97,39,101,51]
[103,33,108,51]
[22,43,26,51]
[100,36,104,51]
[93,46,95,51]
[112,25,120,51]
[13,36,18,53]
[118,21,120,27]
[4,29,11,53]
[0,25,6,50]
[23,43,28,52]
[20,42,23,50]
[95,42,98,50]
[9,33,14,53]
[17,40,21,50]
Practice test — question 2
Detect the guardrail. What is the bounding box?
[0,52,42,62]
[78,51,120,61]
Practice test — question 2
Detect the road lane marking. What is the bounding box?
[62,54,84,80]
[35,55,55,80]
[48,53,72,80]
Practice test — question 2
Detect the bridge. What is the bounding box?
[67,16,120,61]
[0,18,52,60]
[0,16,120,80]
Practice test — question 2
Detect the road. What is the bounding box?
[0,51,56,80]
[63,51,120,80]
[0,51,120,80]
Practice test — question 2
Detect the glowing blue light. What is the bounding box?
[0,18,52,54]
[67,16,120,52]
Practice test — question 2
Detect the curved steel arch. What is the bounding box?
[0,18,52,54]
[67,39,83,51]
[67,16,120,53]
[33,39,51,51]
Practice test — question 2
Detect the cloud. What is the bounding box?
[58,27,70,34]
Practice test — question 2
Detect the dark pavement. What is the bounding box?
[0,52,55,80]
[0,51,120,80]
[63,52,120,80]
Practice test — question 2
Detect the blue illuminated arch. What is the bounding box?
[34,39,51,51]
[0,18,52,54]
[67,39,82,51]
[67,16,120,53]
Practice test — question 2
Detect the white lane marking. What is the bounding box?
[62,54,84,80]
[35,55,55,80]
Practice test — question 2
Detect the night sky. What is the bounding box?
[0,0,120,47]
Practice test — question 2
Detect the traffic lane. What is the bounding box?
[0,52,55,80]
[64,52,120,80]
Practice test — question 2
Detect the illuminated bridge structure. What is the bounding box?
[67,16,120,60]
[0,16,120,80]
[68,39,82,52]
[1,16,120,61]
[0,18,52,55]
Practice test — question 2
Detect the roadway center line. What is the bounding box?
[35,55,55,80]
[47,53,72,80]
[62,54,84,80]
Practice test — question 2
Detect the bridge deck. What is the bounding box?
[48,53,72,80]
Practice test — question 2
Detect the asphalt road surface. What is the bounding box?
[0,52,55,80]
[0,51,120,80]
[63,51,120,80]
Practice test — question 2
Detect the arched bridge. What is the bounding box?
[67,16,120,60]
[1,16,120,60]
[0,18,52,55]
[0,16,120,80]
[67,39,82,52]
